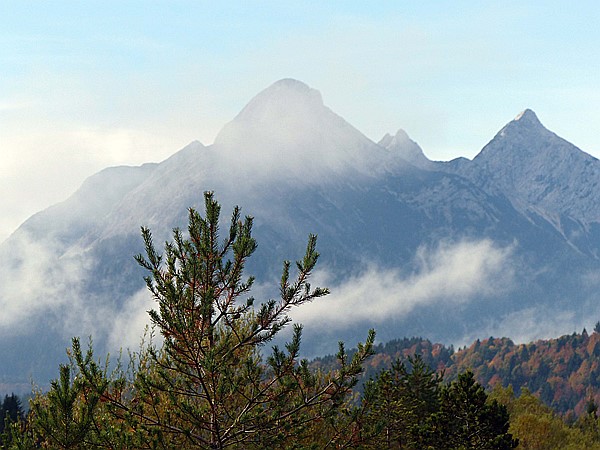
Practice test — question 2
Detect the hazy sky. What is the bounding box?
[2,1,600,242]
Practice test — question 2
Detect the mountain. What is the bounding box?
[446,109,600,257]
[213,78,397,182]
[2,79,600,390]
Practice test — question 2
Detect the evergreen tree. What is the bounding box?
[68,192,375,449]
[432,371,517,449]
[0,393,26,447]
[361,354,441,448]
[30,356,108,449]
[0,394,24,434]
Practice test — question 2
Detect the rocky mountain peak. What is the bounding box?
[379,129,431,169]
[492,108,548,144]
[472,109,551,165]
[455,109,600,227]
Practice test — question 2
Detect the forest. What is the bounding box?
[315,327,600,419]
[2,193,600,449]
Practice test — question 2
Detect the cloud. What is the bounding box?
[0,230,86,332]
[0,125,180,242]
[106,288,155,352]
[75,239,514,354]
[0,227,153,352]
[462,307,580,348]
[291,239,515,328]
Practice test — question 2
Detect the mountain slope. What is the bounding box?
[448,330,600,417]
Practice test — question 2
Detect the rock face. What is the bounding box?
[2,80,600,389]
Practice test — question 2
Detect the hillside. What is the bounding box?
[448,329,600,416]
[323,329,600,417]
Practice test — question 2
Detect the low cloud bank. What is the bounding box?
[0,233,515,356]
[107,288,155,351]
[292,239,515,328]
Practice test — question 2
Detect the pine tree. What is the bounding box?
[433,371,517,450]
[68,191,375,449]
[0,393,26,447]
[0,394,24,434]
[31,365,93,448]
[362,354,442,448]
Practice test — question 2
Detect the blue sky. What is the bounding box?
[1,1,600,241]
